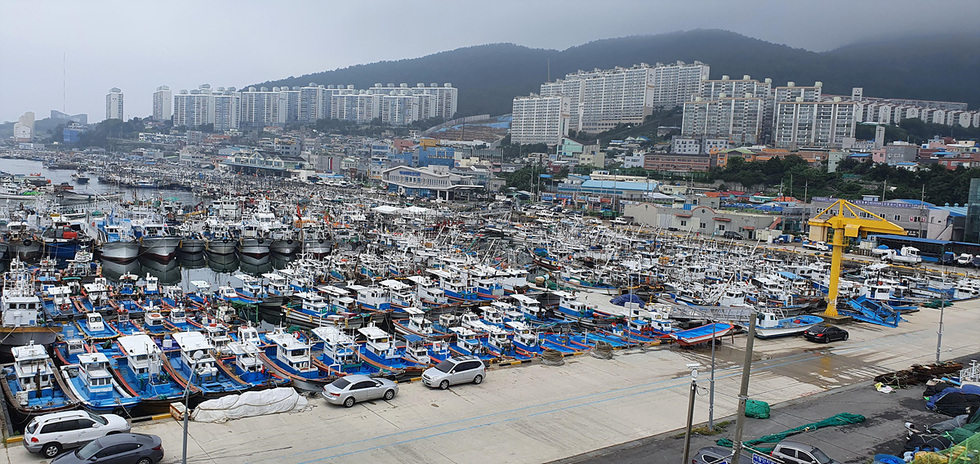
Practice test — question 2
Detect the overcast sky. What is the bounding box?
[2,0,977,123]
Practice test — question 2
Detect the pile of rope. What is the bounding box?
[590,341,614,360]
[540,348,565,366]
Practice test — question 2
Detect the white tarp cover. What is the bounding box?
[191,387,310,423]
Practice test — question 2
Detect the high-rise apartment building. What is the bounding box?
[152,86,172,121]
[510,95,570,145]
[681,74,771,145]
[240,87,281,127]
[106,88,124,120]
[651,61,711,110]
[537,62,707,134]
[772,82,857,149]
[13,112,34,141]
[173,84,239,130]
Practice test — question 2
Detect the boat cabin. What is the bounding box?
[217,286,239,301]
[169,306,187,324]
[460,312,483,331]
[237,325,262,347]
[510,294,543,318]
[357,325,399,359]
[228,342,262,374]
[485,325,512,351]
[76,352,114,398]
[295,292,329,315]
[311,325,359,366]
[379,279,413,307]
[203,323,232,355]
[505,320,538,347]
[117,334,162,377]
[266,331,314,373]
[144,312,166,331]
[143,274,160,295]
[85,312,106,333]
[171,331,218,383]
[481,306,505,326]
[11,342,55,396]
[83,278,111,305]
[449,326,480,351]
[402,307,433,335]
[402,333,430,365]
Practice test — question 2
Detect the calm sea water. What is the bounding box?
[2,158,197,203]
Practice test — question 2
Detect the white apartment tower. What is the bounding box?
[13,112,34,141]
[173,84,239,130]
[239,87,280,127]
[651,61,711,109]
[772,82,857,149]
[152,86,172,121]
[681,75,771,145]
[510,95,570,145]
[105,88,124,120]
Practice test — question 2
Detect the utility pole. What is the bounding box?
[731,312,758,464]
[936,296,946,363]
[680,363,701,464]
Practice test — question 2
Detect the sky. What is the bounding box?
[2,0,978,124]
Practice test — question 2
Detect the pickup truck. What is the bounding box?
[880,245,922,265]
[801,240,829,252]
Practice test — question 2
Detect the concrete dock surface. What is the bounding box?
[6,298,978,464]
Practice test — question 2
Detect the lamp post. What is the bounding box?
[708,321,717,431]
[936,295,946,364]
[182,352,205,464]
[680,362,701,464]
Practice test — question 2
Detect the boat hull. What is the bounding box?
[0,328,60,352]
[271,239,300,255]
[140,236,181,260]
[206,238,237,255]
[239,238,271,258]
[9,240,42,261]
[99,241,141,262]
[180,238,206,253]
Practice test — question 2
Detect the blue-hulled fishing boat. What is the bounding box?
[1,342,79,421]
[60,352,140,414]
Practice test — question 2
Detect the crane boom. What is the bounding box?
[807,199,905,316]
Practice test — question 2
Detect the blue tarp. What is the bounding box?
[610,294,644,306]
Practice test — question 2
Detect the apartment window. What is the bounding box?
[680,220,687,227]
[700,223,706,229]
[894,215,901,221]
[718,225,726,231]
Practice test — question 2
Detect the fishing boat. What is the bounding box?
[134,222,182,260]
[163,331,249,397]
[310,325,378,376]
[260,330,335,392]
[95,217,140,263]
[0,342,79,421]
[0,259,60,351]
[75,312,121,341]
[669,322,734,346]
[59,352,140,414]
[753,311,824,339]
[114,334,188,414]
[357,325,425,375]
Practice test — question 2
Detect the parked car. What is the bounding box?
[771,440,840,464]
[51,433,163,464]
[723,231,744,240]
[321,374,398,407]
[802,240,830,251]
[421,355,486,390]
[803,324,849,343]
[692,446,753,464]
[24,411,131,458]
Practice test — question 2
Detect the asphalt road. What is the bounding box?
[554,356,979,464]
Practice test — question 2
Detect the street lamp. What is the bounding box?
[182,351,205,464]
[680,362,701,464]
[708,321,717,431]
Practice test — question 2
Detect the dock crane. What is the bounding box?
[807,199,905,317]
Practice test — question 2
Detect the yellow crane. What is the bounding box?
[807,199,905,317]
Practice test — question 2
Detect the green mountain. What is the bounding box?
[255,29,980,118]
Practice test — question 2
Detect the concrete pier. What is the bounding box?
[6,298,977,463]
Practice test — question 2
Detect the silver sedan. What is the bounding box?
[321,374,398,407]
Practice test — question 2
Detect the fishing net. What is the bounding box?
[717,413,866,451]
[540,348,565,366]
[590,341,614,360]
[911,414,980,463]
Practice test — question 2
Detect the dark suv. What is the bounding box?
[723,231,744,240]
